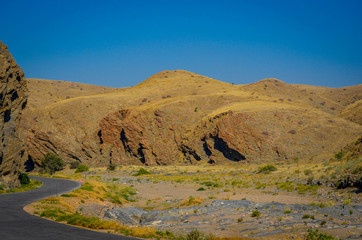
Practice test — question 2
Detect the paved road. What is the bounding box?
[0,176,136,240]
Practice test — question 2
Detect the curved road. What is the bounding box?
[0,176,136,240]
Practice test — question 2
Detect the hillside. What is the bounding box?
[26,78,121,109]
[19,70,362,169]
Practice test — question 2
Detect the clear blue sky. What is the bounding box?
[1,0,361,88]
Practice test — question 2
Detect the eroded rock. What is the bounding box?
[0,41,28,187]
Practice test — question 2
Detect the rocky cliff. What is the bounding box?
[0,41,28,187]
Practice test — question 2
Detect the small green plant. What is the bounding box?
[133,168,151,176]
[108,163,116,171]
[237,217,243,222]
[61,193,77,197]
[201,181,221,188]
[19,173,30,185]
[306,229,339,240]
[284,207,292,214]
[334,151,344,160]
[251,210,261,217]
[75,164,89,173]
[40,153,64,175]
[302,214,310,219]
[320,220,327,226]
[257,164,277,174]
[194,107,198,112]
[197,187,206,191]
[304,169,313,175]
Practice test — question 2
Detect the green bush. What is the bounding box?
[251,210,261,217]
[40,153,64,175]
[257,165,277,174]
[133,168,151,176]
[305,229,339,240]
[335,151,344,160]
[75,164,89,173]
[19,173,30,185]
[108,163,116,171]
[200,181,222,188]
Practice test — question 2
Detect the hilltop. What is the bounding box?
[18,70,361,169]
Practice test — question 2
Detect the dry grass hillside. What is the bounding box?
[20,70,362,169]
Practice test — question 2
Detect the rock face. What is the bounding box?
[0,41,28,187]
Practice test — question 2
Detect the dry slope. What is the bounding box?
[21,70,362,168]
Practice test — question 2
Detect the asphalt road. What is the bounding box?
[0,176,136,240]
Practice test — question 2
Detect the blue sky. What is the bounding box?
[1,0,361,88]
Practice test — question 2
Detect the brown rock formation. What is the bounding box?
[0,41,28,187]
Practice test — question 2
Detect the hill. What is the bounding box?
[19,70,362,169]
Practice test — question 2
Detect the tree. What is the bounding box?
[19,173,30,185]
[40,153,64,175]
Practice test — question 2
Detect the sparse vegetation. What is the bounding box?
[0,179,42,194]
[75,164,89,173]
[305,229,339,240]
[257,165,277,174]
[133,168,151,176]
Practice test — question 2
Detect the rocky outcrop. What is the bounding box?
[98,108,280,165]
[0,41,28,187]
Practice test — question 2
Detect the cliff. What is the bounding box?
[0,41,28,187]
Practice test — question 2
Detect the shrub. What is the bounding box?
[181,196,204,206]
[70,161,80,169]
[108,163,116,171]
[335,151,344,160]
[19,173,30,185]
[257,165,277,174]
[306,229,339,240]
[133,168,151,176]
[200,181,222,188]
[40,153,64,175]
[284,207,292,214]
[197,187,206,191]
[304,169,313,175]
[75,164,89,173]
[251,210,261,217]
